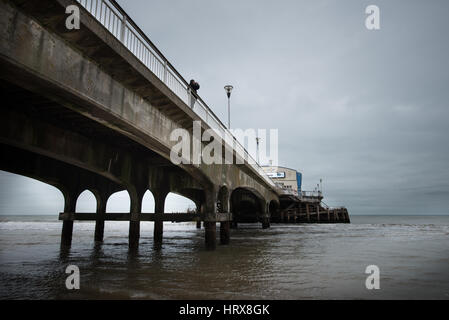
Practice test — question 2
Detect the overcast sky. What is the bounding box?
[1,0,448,215]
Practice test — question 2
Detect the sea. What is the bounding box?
[0,215,448,300]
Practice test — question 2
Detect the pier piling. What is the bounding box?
[94,196,107,242]
[262,218,270,229]
[220,221,230,245]
[153,189,168,245]
[61,192,77,248]
[128,191,143,249]
[205,221,216,250]
[128,219,140,249]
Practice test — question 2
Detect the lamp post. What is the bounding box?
[224,85,233,129]
[256,136,260,165]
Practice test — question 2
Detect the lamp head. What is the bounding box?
[224,85,233,98]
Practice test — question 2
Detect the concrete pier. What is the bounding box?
[0,0,349,253]
[61,194,76,248]
[262,218,270,229]
[153,190,168,246]
[276,196,350,224]
[220,221,230,245]
[94,194,107,242]
[128,219,140,249]
[61,220,74,247]
[205,222,216,250]
[128,191,144,249]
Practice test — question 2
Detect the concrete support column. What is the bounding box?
[317,204,320,222]
[195,203,202,228]
[306,203,310,222]
[129,221,140,248]
[129,190,144,249]
[220,221,230,245]
[327,208,330,222]
[218,186,231,245]
[61,190,78,248]
[262,202,270,229]
[205,221,216,250]
[262,218,270,229]
[229,192,237,229]
[153,189,168,246]
[204,188,217,250]
[94,194,107,242]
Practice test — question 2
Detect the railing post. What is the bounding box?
[120,14,127,43]
[188,88,193,109]
[163,60,168,83]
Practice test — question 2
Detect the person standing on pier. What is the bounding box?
[189,79,200,108]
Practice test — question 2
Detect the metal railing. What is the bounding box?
[76,0,275,187]
[299,191,322,198]
[321,201,346,211]
[273,182,346,210]
[277,186,323,199]
[278,187,298,196]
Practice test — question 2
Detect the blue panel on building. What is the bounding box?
[296,172,302,192]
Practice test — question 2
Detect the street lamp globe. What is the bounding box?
[224,85,233,98]
[224,85,233,129]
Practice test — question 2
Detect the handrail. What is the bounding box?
[279,188,345,210]
[109,0,228,129]
[277,188,324,198]
[75,0,275,187]
[321,201,346,211]
[300,191,322,198]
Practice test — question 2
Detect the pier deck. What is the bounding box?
[274,191,350,224]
